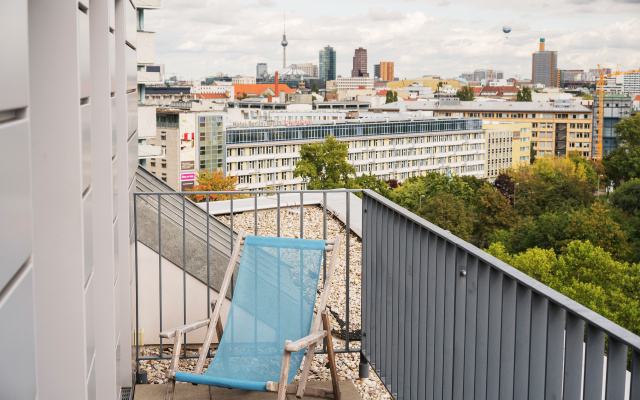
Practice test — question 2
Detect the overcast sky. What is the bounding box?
[146,0,640,81]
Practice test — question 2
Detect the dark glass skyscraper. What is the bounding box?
[319,45,336,81]
[351,47,368,77]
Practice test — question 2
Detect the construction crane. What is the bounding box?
[593,64,640,160]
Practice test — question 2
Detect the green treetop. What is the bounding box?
[293,135,355,190]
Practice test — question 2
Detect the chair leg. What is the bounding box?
[322,312,341,400]
[278,341,293,400]
[295,342,317,398]
[165,378,175,400]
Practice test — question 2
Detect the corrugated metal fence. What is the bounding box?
[361,190,640,400]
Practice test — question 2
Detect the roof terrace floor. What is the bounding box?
[134,381,362,400]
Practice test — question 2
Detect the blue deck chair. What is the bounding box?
[160,231,342,400]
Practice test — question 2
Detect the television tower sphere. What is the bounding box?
[502,25,511,34]
[281,34,288,47]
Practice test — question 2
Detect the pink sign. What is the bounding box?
[181,173,195,181]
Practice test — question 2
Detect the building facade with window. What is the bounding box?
[319,45,337,81]
[592,93,632,155]
[483,121,532,179]
[224,117,486,190]
[374,100,593,158]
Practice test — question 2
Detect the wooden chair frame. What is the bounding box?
[159,231,342,400]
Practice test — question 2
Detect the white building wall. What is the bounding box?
[0,0,137,399]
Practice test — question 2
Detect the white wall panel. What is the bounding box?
[112,96,118,156]
[85,278,95,373]
[126,46,137,91]
[127,91,138,138]
[113,157,119,220]
[82,103,92,192]
[0,0,28,112]
[78,10,91,100]
[84,191,94,284]
[87,360,97,400]
[125,1,136,48]
[0,120,32,289]
[109,33,116,94]
[0,267,37,400]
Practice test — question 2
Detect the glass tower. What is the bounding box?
[319,45,337,81]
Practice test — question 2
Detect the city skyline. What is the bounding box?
[147,0,640,81]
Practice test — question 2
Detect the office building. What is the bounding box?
[319,45,337,81]
[483,122,532,179]
[336,77,375,90]
[379,62,394,82]
[532,38,558,88]
[225,116,486,190]
[0,1,138,398]
[298,62,319,77]
[593,93,632,155]
[256,62,268,80]
[351,47,369,77]
[374,99,593,158]
[374,64,380,79]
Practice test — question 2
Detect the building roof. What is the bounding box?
[194,93,229,99]
[372,100,592,113]
[634,95,640,102]
[480,86,518,96]
[376,90,388,96]
[233,83,296,98]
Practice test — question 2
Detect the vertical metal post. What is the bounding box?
[300,192,304,239]
[277,192,281,237]
[323,191,328,353]
[182,194,187,357]
[134,195,140,375]
[346,192,350,350]
[230,194,234,296]
[254,193,258,236]
[206,196,210,318]
[158,195,163,356]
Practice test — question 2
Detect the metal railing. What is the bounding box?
[361,190,640,400]
[133,190,363,376]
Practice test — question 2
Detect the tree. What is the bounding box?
[353,173,391,198]
[488,240,640,335]
[610,179,640,215]
[515,87,532,102]
[392,91,398,102]
[391,172,475,211]
[311,82,319,93]
[385,91,393,104]
[188,169,239,203]
[602,115,640,187]
[293,135,355,190]
[529,147,536,164]
[416,192,473,241]
[455,86,475,101]
[473,185,517,242]
[580,93,593,100]
[493,172,515,203]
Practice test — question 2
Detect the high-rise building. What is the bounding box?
[379,62,394,81]
[623,72,640,95]
[351,47,369,77]
[297,63,319,77]
[532,38,558,88]
[593,93,632,155]
[319,45,337,81]
[256,63,268,80]
[374,64,380,79]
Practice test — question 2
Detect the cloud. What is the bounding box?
[146,0,640,81]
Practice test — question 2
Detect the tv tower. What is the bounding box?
[281,12,288,69]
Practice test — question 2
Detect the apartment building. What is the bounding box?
[483,122,532,179]
[336,77,375,90]
[224,117,486,190]
[375,100,593,158]
[1,0,138,398]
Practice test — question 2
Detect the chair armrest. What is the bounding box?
[159,319,210,339]
[284,330,328,353]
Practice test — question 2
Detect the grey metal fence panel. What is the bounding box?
[474,261,490,400]
[486,269,503,399]
[514,285,532,398]
[434,236,446,400]
[605,338,627,400]
[452,247,467,400]
[584,324,605,400]
[499,276,517,400]
[631,351,640,400]
[529,293,548,400]
[564,313,585,400]
[545,302,565,399]
[462,255,478,400]
[442,241,456,400]
[426,231,437,398]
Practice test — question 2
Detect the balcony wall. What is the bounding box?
[137,30,155,65]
